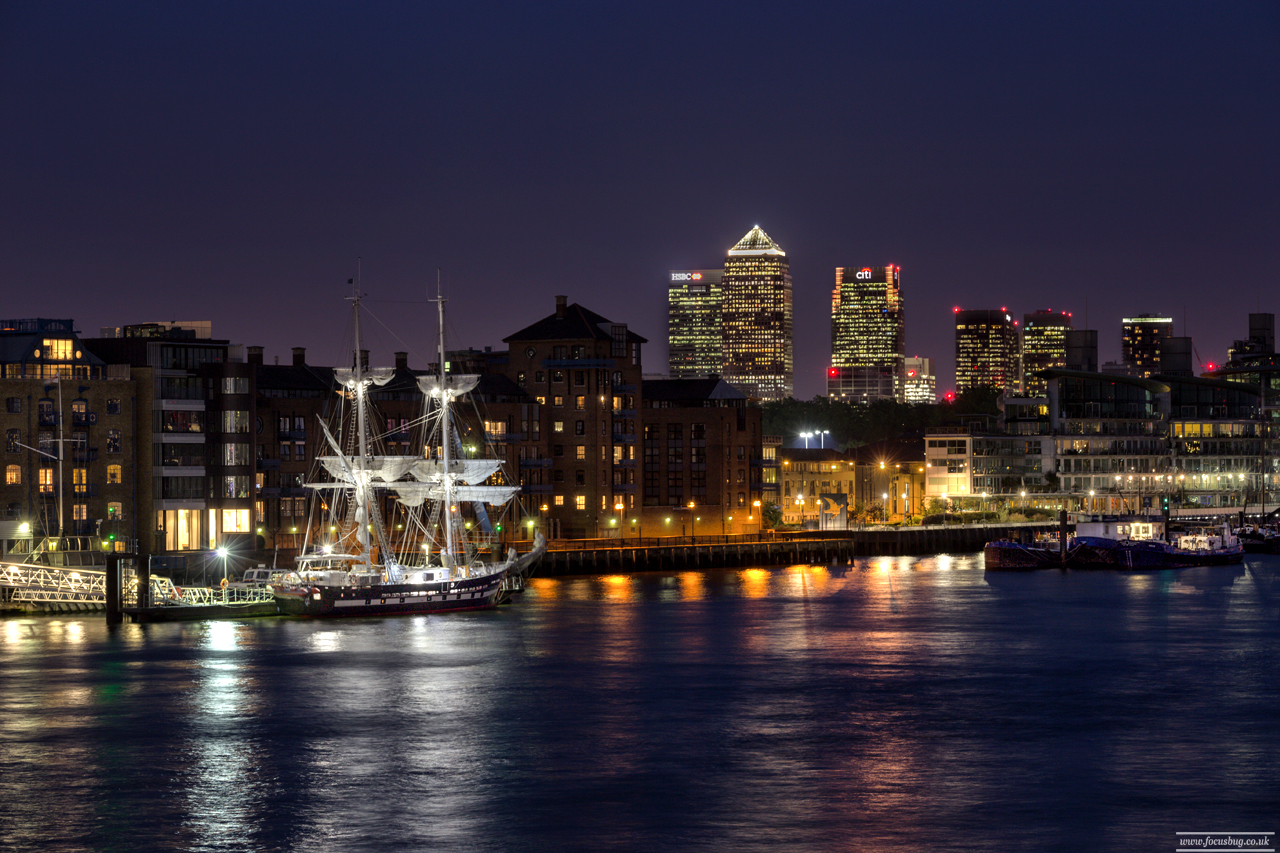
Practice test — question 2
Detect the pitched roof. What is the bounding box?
[727,225,785,257]
[642,376,750,403]
[503,302,648,344]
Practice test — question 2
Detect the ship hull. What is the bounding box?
[272,572,504,617]
[983,540,1066,570]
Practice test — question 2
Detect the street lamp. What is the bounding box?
[882,492,888,524]
[800,431,813,448]
[216,546,228,596]
[614,501,625,540]
[818,429,830,449]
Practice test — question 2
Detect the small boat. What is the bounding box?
[1071,514,1244,569]
[271,281,545,618]
[983,537,1072,570]
[125,577,279,622]
[1236,524,1280,554]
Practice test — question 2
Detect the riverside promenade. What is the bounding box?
[536,521,1060,576]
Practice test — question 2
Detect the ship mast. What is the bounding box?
[433,274,457,567]
[349,279,372,575]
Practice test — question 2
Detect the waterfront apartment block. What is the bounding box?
[828,265,904,403]
[720,226,794,401]
[0,319,137,547]
[667,269,723,378]
[923,368,1277,513]
[954,308,1021,394]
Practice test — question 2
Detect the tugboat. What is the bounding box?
[271,281,544,617]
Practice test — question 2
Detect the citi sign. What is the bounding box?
[855,268,875,280]
[671,272,704,282]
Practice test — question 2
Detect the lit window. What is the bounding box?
[107,464,122,484]
[574,495,586,510]
[5,464,19,485]
[553,421,564,433]
[554,495,564,506]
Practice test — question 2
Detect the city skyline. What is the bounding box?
[2,2,1276,399]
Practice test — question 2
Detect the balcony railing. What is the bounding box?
[521,484,553,494]
[71,412,97,426]
[611,434,637,443]
[38,413,58,426]
[611,384,637,393]
[72,448,99,464]
[519,458,554,469]
[257,458,281,470]
[278,429,306,440]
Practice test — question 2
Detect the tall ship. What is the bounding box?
[272,283,544,617]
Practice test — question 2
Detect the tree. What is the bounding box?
[761,501,783,529]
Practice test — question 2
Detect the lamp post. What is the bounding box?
[800,431,813,448]
[614,501,625,542]
[818,429,830,449]
[882,492,888,524]
[216,546,228,598]
[688,500,695,543]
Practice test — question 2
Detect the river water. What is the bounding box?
[2,554,1278,852]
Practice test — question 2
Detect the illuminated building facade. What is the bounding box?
[902,356,936,404]
[1021,309,1073,397]
[954,308,1021,394]
[720,226,793,401]
[828,265,904,403]
[1121,314,1172,378]
[667,269,723,378]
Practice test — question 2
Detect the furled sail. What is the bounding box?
[335,367,396,388]
[409,459,501,483]
[317,455,418,484]
[417,375,480,399]
[393,483,520,507]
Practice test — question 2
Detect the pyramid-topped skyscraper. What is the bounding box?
[720,226,793,401]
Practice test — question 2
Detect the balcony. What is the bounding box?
[614,409,637,418]
[750,458,781,468]
[519,458,554,469]
[612,459,637,468]
[38,413,58,427]
[71,412,97,426]
[751,482,780,492]
[611,484,637,493]
[521,484,553,494]
[278,429,306,440]
[611,433,637,443]
[72,448,99,464]
[543,359,615,369]
[611,384,637,393]
[257,458,281,470]
[73,484,100,497]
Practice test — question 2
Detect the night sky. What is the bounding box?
[3,2,1277,398]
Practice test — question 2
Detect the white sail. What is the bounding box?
[335,367,396,388]
[317,455,418,484]
[393,483,520,507]
[417,375,480,398]
[410,458,502,483]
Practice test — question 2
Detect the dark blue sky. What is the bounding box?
[3,1,1276,398]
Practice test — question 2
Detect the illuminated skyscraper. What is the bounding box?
[1121,314,1173,377]
[720,226,793,401]
[667,269,723,378]
[954,308,1021,394]
[828,265,904,403]
[1021,309,1073,396]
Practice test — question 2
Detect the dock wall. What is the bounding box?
[537,522,1060,577]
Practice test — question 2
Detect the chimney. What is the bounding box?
[395,351,408,370]
[247,346,264,365]
[292,347,306,366]
[555,295,567,319]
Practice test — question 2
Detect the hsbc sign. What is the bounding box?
[671,272,705,282]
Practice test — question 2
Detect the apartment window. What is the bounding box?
[73,503,87,521]
[574,371,585,387]
[536,396,546,406]
[553,396,564,407]
[106,398,121,415]
[575,396,585,410]
[553,445,564,457]
[280,443,290,460]
[552,371,565,383]
[73,468,87,493]
[517,371,526,385]
[574,495,586,510]
[222,411,250,433]
[5,429,17,453]
[574,421,585,436]
[575,471,585,486]
[108,501,123,519]
[39,467,53,493]
[553,421,564,433]
[5,465,18,485]
[107,464,122,484]
[6,398,20,414]
[576,446,586,461]
[536,371,545,383]
[554,495,564,506]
